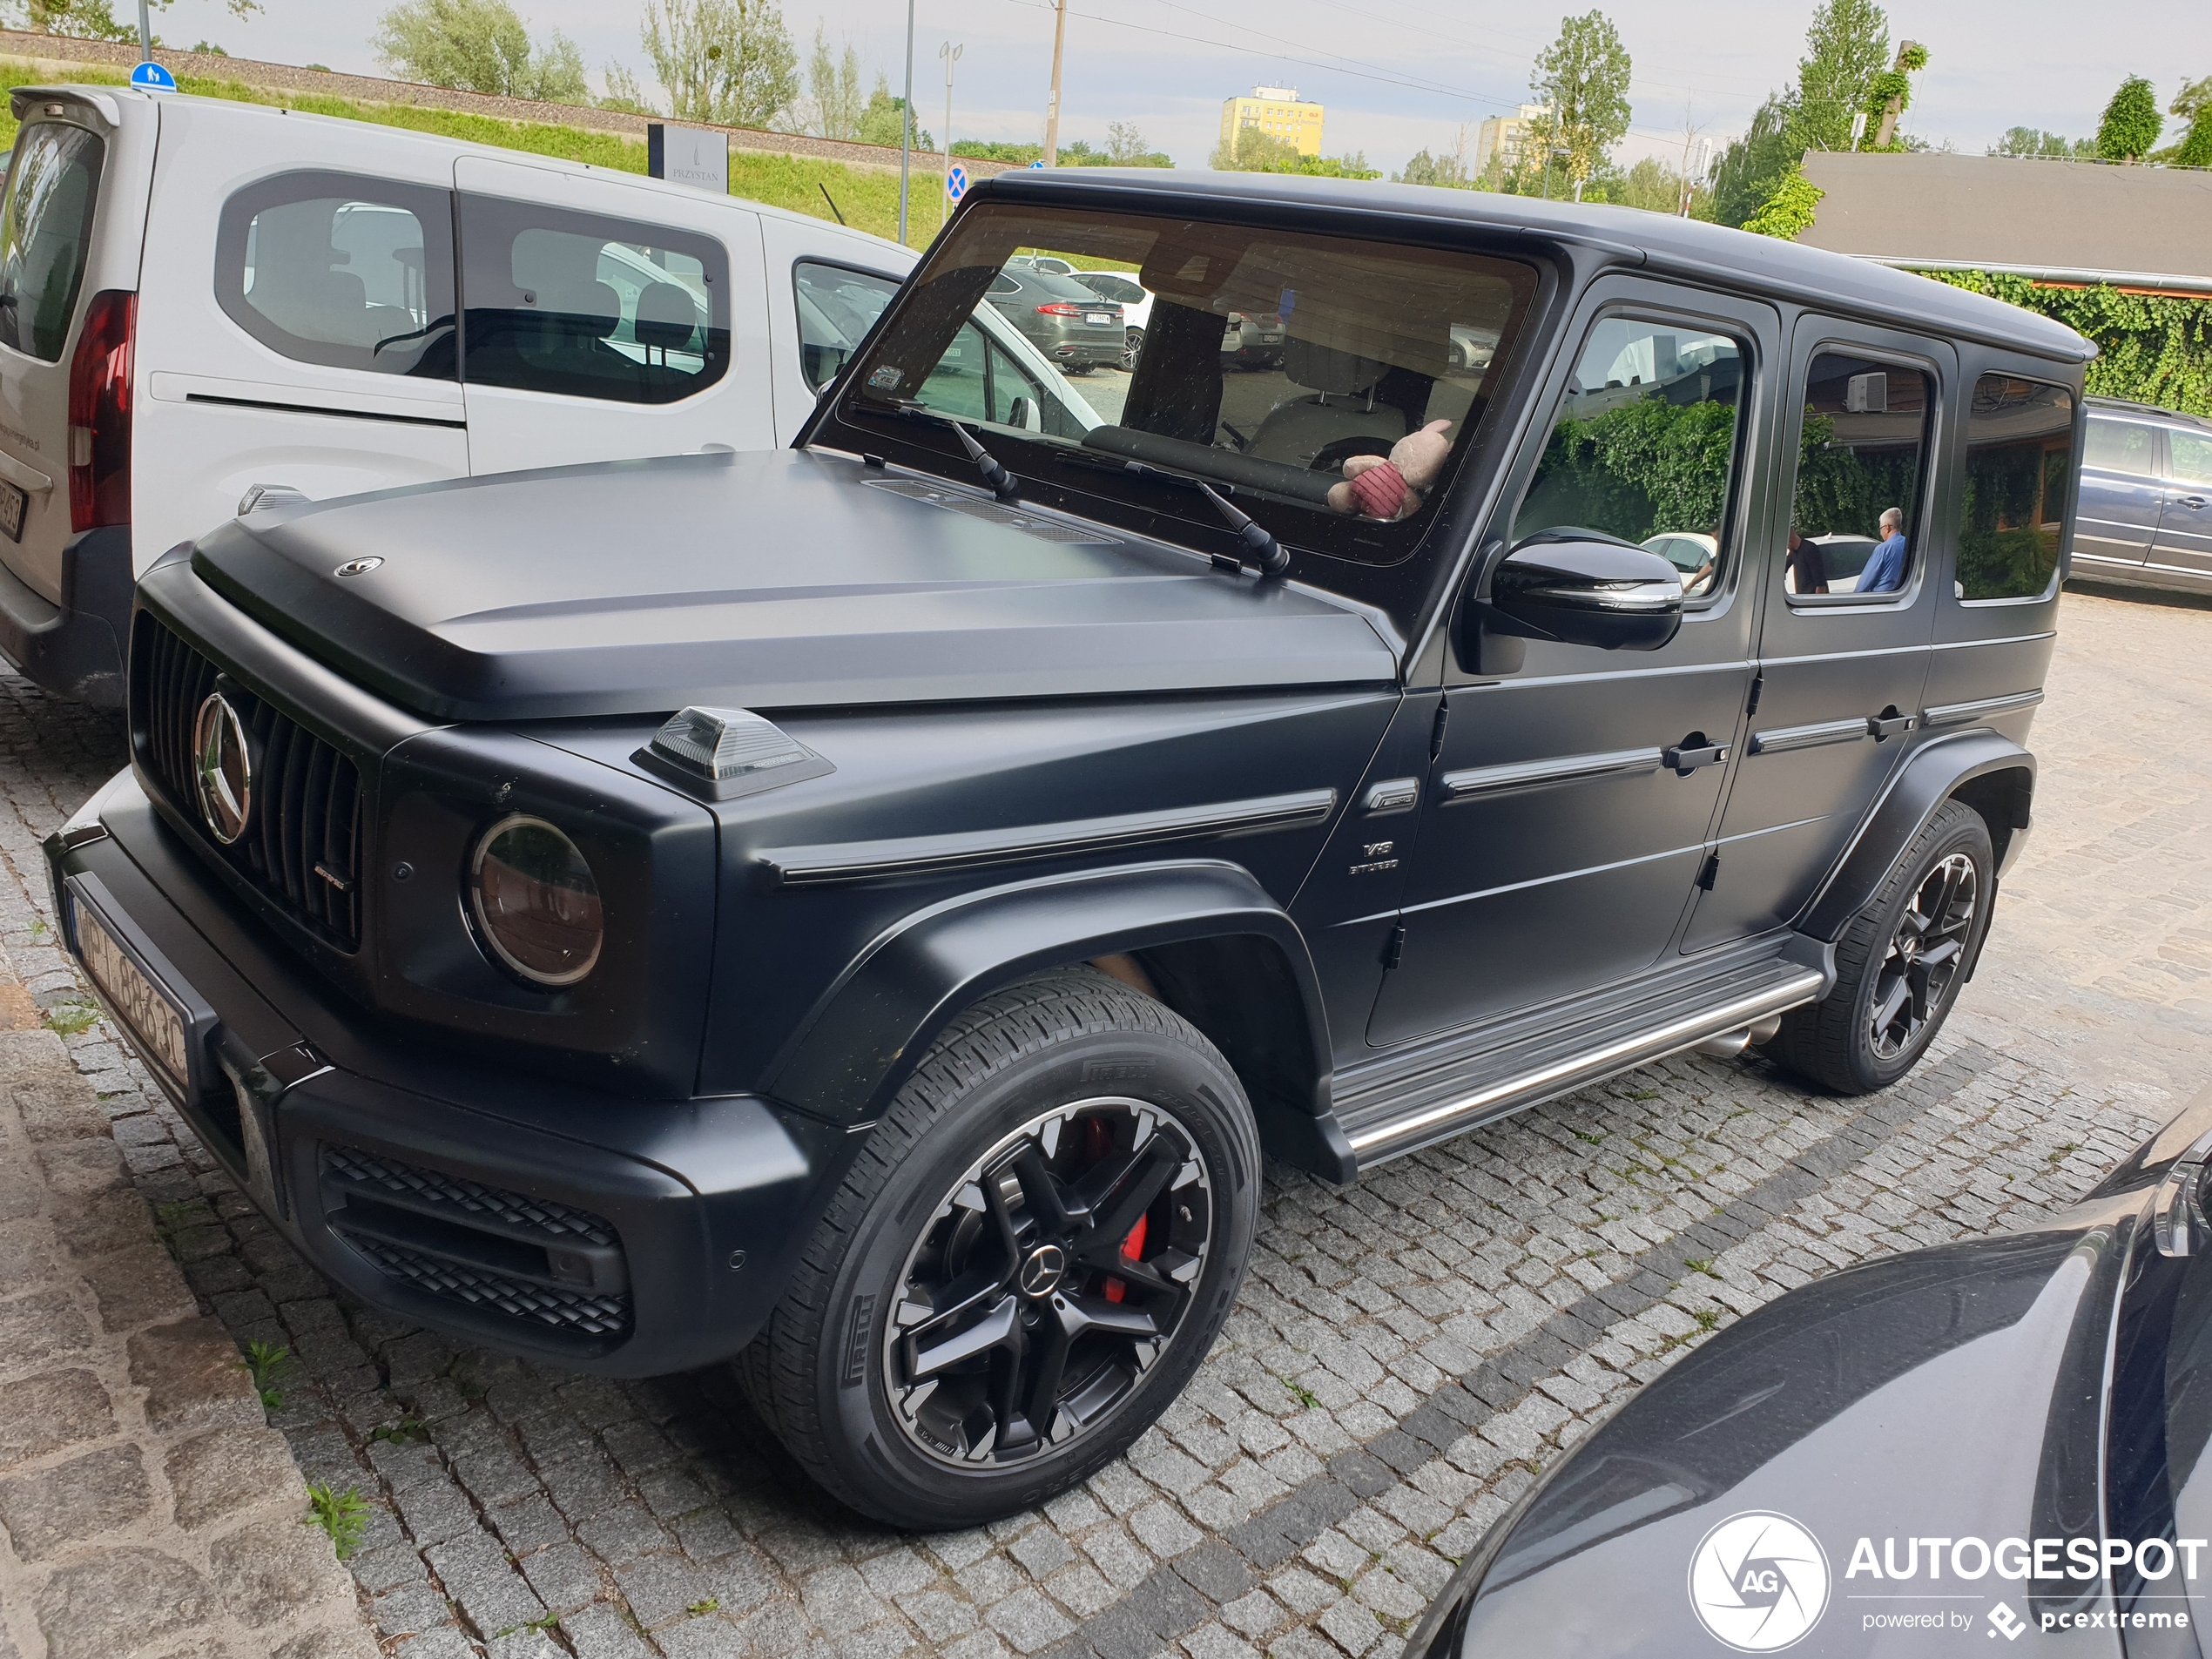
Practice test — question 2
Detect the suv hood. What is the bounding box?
[185,449,1397,722]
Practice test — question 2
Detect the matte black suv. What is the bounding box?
[47,172,2087,1531]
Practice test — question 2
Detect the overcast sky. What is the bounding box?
[162,0,2211,178]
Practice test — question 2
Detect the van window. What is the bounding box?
[1784,352,1933,601]
[459,194,729,405]
[0,122,104,363]
[1956,375,2075,602]
[1511,314,1750,601]
[793,261,897,392]
[2084,416,2160,476]
[215,172,455,378]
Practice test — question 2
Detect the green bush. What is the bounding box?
[1923,270,2212,416]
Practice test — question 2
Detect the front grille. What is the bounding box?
[134,614,363,949]
[341,1234,632,1336]
[320,1145,633,1344]
[322,1145,617,1245]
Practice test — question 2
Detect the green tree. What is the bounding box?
[805,25,863,140]
[642,0,799,131]
[1743,166,1825,238]
[1711,93,1798,227]
[599,62,654,113]
[373,0,588,102]
[2170,75,2212,123]
[1615,154,1709,215]
[6,0,260,39]
[1989,126,2094,158]
[1525,10,1633,194]
[2096,75,2162,161]
[1793,0,1889,151]
[1104,120,1170,166]
[1857,41,1927,149]
[855,74,931,150]
[2176,107,2212,169]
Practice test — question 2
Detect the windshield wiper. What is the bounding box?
[1054,451,1288,577]
[852,396,1021,502]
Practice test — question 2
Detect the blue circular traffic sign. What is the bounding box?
[946,164,968,201]
[1029,158,1045,168]
[130,60,178,91]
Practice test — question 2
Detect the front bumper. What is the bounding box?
[47,772,846,1378]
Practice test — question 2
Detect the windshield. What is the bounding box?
[834,203,1538,567]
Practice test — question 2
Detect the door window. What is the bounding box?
[2084,416,2160,475]
[215,172,455,378]
[2170,430,2212,489]
[1784,353,1932,601]
[1510,316,1749,600]
[459,194,729,404]
[793,260,897,392]
[1956,374,2075,601]
[0,122,104,363]
[1074,273,1145,307]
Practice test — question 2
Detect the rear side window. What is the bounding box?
[2170,429,2212,488]
[0,122,104,363]
[793,260,896,392]
[2084,416,2159,475]
[459,194,729,405]
[1784,352,1934,602]
[215,171,456,378]
[1956,374,2075,601]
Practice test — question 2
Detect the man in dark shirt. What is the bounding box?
[1784,528,1827,596]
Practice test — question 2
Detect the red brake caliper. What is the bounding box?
[1086,1117,1149,1302]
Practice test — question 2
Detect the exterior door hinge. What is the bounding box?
[1746,671,1764,718]
[1429,701,1450,762]
[1697,852,1721,891]
[1383,922,1406,970]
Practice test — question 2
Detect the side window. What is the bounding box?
[1784,352,1933,601]
[793,261,898,392]
[1512,315,1750,600]
[1956,374,2075,601]
[0,121,104,363]
[2170,430,2212,489]
[215,172,454,378]
[459,194,728,405]
[2084,417,2159,475]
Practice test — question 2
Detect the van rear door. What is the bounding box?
[132,99,468,571]
[0,88,153,703]
[451,155,772,475]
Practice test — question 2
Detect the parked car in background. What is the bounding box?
[0,83,923,707]
[51,169,2087,1534]
[1068,269,1153,370]
[1406,1083,2212,1659]
[1221,308,1286,369]
[2071,396,2212,597]
[1641,529,1716,596]
[982,262,1123,374]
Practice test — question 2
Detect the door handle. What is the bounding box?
[1662,740,1730,772]
[2182,496,2208,510]
[1866,711,1916,740]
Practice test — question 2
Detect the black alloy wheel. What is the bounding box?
[738,967,1258,1528]
[1123,327,1144,372]
[887,1096,1211,1465]
[1766,799,1993,1095]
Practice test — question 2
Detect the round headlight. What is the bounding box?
[469,815,604,987]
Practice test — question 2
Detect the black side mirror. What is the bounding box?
[1486,529,1685,652]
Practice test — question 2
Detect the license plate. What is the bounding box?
[0,478,24,543]
[1261,334,1284,344]
[71,888,197,1098]
[1087,313,1114,325]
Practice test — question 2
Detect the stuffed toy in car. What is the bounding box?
[1328,419,1454,520]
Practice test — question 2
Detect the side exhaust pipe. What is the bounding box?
[1694,1013,1783,1059]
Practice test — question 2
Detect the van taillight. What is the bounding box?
[68,290,134,533]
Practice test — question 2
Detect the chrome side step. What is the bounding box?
[1345,968,1826,1170]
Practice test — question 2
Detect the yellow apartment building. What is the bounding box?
[1221,86,1325,157]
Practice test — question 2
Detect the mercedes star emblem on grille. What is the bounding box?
[192,691,253,845]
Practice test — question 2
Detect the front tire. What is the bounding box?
[1767,799,1993,1094]
[1123,327,1145,372]
[738,967,1259,1529]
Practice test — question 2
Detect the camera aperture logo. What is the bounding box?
[1689,1512,1832,1651]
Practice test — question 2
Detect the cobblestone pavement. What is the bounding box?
[1,585,2207,1659]
[0,961,377,1659]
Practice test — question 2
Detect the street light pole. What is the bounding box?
[898,0,914,245]
[136,0,151,57]
[1042,0,1067,167]
[939,41,962,229]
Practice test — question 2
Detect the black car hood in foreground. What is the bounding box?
[185,449,1398,722]
[1427,1184,2159,1658]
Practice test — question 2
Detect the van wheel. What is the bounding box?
[1767,799,1992,1095]
[738,967,1258,1529]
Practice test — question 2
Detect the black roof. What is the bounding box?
[968,168,2095,367]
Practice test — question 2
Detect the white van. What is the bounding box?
[0,85,1093,705]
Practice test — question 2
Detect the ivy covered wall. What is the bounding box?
[1922,270,2212,416]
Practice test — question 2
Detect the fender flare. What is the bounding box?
[758,858,1352,1178]
[1797,729,2035,942]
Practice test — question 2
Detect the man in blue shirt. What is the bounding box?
[1858,507,1909,594]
